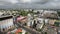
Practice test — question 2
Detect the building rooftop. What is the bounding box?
[0,15,13,21]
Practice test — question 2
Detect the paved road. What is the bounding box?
[16,23,41,34]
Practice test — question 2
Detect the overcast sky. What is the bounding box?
[0,0,60,9]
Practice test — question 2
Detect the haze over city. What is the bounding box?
[0,0,60,34]
[0,0,60,9]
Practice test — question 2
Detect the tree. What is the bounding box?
[57,11,60,16]
[45,32,47,34]
[19,11,28,16]
[25,32,28,34]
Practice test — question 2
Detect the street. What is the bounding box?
[16,23,41,34]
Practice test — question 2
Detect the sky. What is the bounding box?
[0,0,60,9]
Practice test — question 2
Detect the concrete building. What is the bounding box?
[0,15,14,32]
[27,14,33,27]
[0,12,3,16]
[35,18,44,30]
[47,27,57,34]
[49,20,56,25]
[42,10,58,19]
[17,16,28,25]
[45,19,49,24]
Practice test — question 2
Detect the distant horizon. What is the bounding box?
[0,8,60,10]
[0,0,60,9]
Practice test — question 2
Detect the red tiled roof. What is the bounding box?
[16,29,22,34]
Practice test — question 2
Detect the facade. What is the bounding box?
[47,27,57,34]
[34,18,44,29]
[36,23,44,29]
[49,20,56,25]
[42,10,58,19]
[0,15,14,32]
[0,12,3,16]
[27,14,33,27]
[17,16,28,25]
[45,19,49,24]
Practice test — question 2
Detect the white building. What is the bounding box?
[45,19,49,24]
[43,10,57,14]
[0,15,14,32]
[42,10,58,18]
[0,12,3,16]
[33,10,44,13]
[37,18,44,23]
[27,14,33,27]
[22,29,26,34]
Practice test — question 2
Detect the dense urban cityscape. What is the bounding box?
[0,9,60,34]
[0,0,60,34]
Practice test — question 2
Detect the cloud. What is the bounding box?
[9,0,18,4]
[0,0,60,9]
[42,0,60,8]
[0,0,18,4]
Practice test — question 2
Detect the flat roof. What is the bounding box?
[0,15,13,21]
[0,15,13,18]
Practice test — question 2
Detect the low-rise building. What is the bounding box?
[49,20,56,25]
[47,27,57,34]
[17,16,28,25]
[0,15,14,33]
[42,10,58,19]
